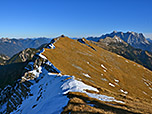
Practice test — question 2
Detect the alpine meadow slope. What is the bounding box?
[0,36,152,114]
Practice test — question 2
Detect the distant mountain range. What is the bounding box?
[0,37,52,57]
[87,31,152,52]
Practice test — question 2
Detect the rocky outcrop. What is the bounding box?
[0,54,9,65]
[6,48,38,64]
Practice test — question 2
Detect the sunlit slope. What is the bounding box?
[42,37,152,101]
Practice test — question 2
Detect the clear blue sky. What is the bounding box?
[0,0,152,38]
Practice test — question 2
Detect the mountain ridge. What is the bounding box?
[0,36,152,114]
[87,31,152,52]
[0,37,52,57]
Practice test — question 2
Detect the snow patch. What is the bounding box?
[72,64,83,70]
[117,55,121,57]
[114,79,119,83]
[125,60,129,63]
[101,78,108,82]
[61,76,98,94]
[101,64,107,70]
[143,91,147,95]
[120,89,128,94]
[144,82,149,86]
[48,43,55,49]
[87,93,124,104]
[82,73,91,78]
[149,87,152,90]
[109,83,115,87]
[103,70,106,72]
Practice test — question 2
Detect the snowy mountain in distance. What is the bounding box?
[0,37,52,57]
[87,31,152,52]
[0,36,152,114]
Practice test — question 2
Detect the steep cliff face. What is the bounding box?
[0,37,152,114]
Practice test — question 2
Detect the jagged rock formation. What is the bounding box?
[87,31,152,52]
[0,36,152,114]
[0,54,9,65]
[6,48,39,64]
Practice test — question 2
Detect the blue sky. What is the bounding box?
[0,0,152,38]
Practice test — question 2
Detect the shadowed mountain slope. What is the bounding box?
[0,38,51,57]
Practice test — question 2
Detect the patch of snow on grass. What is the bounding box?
[48,43,55,49]
[125,60,129,63]
[101,78,108,81]
[143,91,147,95]
[86,93,124,104]
[117,55,121,57]
[109,83,115,87]
[36,48,47,60]
[101,64,107,70]
[61,76,98,94]
[120,89,128,94]
[39,53,47,60]
[144,82,149,86]
[114,79,119,83]
[82,73,91,78]
[72,64,83,70]
[149,87,152,90]
[103,70,106,72]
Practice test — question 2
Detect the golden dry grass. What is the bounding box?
[42,37,152,113]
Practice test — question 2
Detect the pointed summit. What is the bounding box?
[61,34,65,37]
[112,31,117,33]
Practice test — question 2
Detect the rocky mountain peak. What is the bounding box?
[87,31,152,52]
